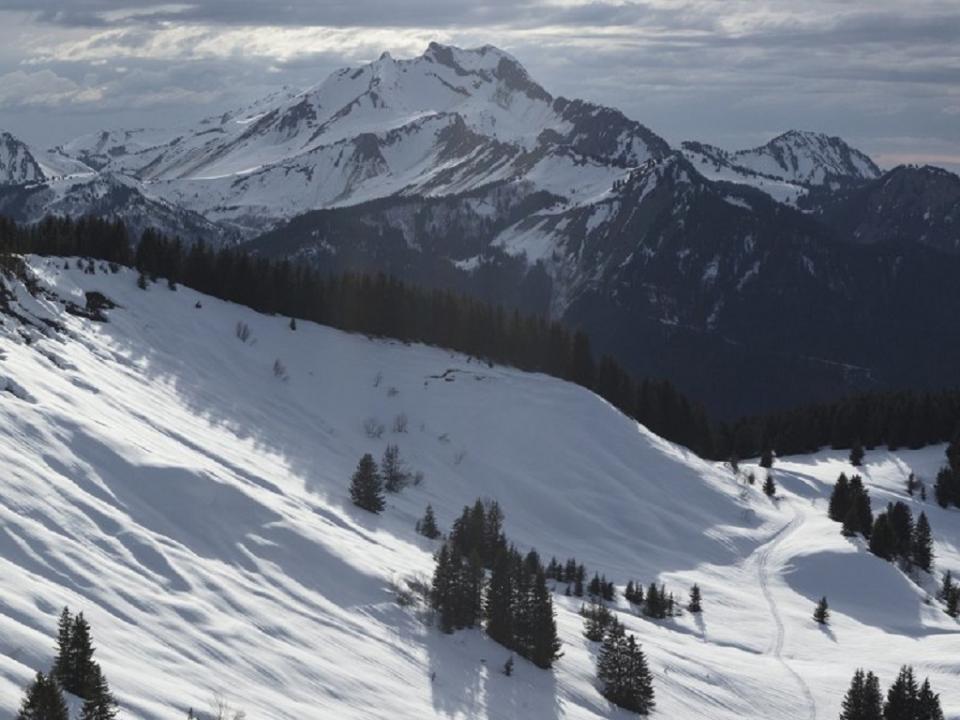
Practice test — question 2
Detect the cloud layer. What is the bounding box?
[1,2,958,170]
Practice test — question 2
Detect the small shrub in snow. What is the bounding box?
[363,417,385,439]
[386,386,399,397]
[453,449,467,466]
[373,371,382,388]
[273,359,288,381]
[392,413,408,433]
[235,321,251,343]
[437,433,450,444]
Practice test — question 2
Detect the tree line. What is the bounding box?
[4,214,960,461]
[839,665,943,720]
[828,473,935,574]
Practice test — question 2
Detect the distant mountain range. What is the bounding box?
[3,42,959,417]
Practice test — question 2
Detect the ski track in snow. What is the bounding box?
[754,501,817,720]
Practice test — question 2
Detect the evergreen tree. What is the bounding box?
[911,512,934,572]
[349,453,384,513]
[869,513,896,560]
[829,473,851,522]
[760,448,775,469]
[688,584,702,613]
[883,666,919,720]
[582,600,614,642]
[416,504,441,539]
[887,502,914,561]
[850,440,865,467]
[288,317,297,331]
[813,596,829,624]
[763,473,777,498]
[485,547,515,648]
[946,586,959,619]
[381,444,406,493]
[51,607,73,688]
[839,669,883,720]
[933,468,953,509]
[431,543,456,633]
[916,678,944,720]
[16,672,69,720]
[529,567,562,669]
[80,663,118,720]
[597,623,655,715]
[69,612,96,698]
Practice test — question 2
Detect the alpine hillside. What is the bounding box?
[0,256,959,719]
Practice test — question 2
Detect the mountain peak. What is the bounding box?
[0,130,45,185]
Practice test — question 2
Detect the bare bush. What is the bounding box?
[373,371,383,388]
[363,417,385,439]
[387,386,399,397]
[235,321,251,343]
[393,412,408,433]
[411,470,424,487]
[453,449,467,466]
[273,359,288,381]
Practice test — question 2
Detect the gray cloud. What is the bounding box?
[0,2,956,172]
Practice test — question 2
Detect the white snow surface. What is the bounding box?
[0,257,958,719]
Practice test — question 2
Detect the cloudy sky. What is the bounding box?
[1,1,958,170]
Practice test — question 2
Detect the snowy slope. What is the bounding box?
[0,132,46,186]
[1,257,958,720]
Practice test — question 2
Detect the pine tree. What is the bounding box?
[763,472,777,498]
[946,586,959,619]
[381,444,406,493]
[829,473,851,522]
[288,317,297,331]
[431,543,456,633]
[888,502,914,561]
[911,512,933,572]
[529,567,562,669]
[870,513,896,560]
[916,678,944,720]
[349,453,384,513]
[839,669,883,720]
[688,584,702,613]
[850,440,865,467]
[582,599,614,642]
[933,468,953,509]
[51,607,73,688]
[69,612,96,698]
[485,547,515,648]
[883,665,919,720]
[760,448,775,469]
[416,504,441,539]
[16,672,69,720]
[597,623,655,715]
[813,596,829,624]
[80,663,118,720]
[938,571,954,602]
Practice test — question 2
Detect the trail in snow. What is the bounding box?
[754,502,817,720]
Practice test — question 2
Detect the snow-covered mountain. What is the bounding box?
[53,43,668,235]
[0,132,46,185]
[681,131,882,205]
[0,170,231,246]
[1,256,958,719]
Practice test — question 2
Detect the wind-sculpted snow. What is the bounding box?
[0,257,958,719]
